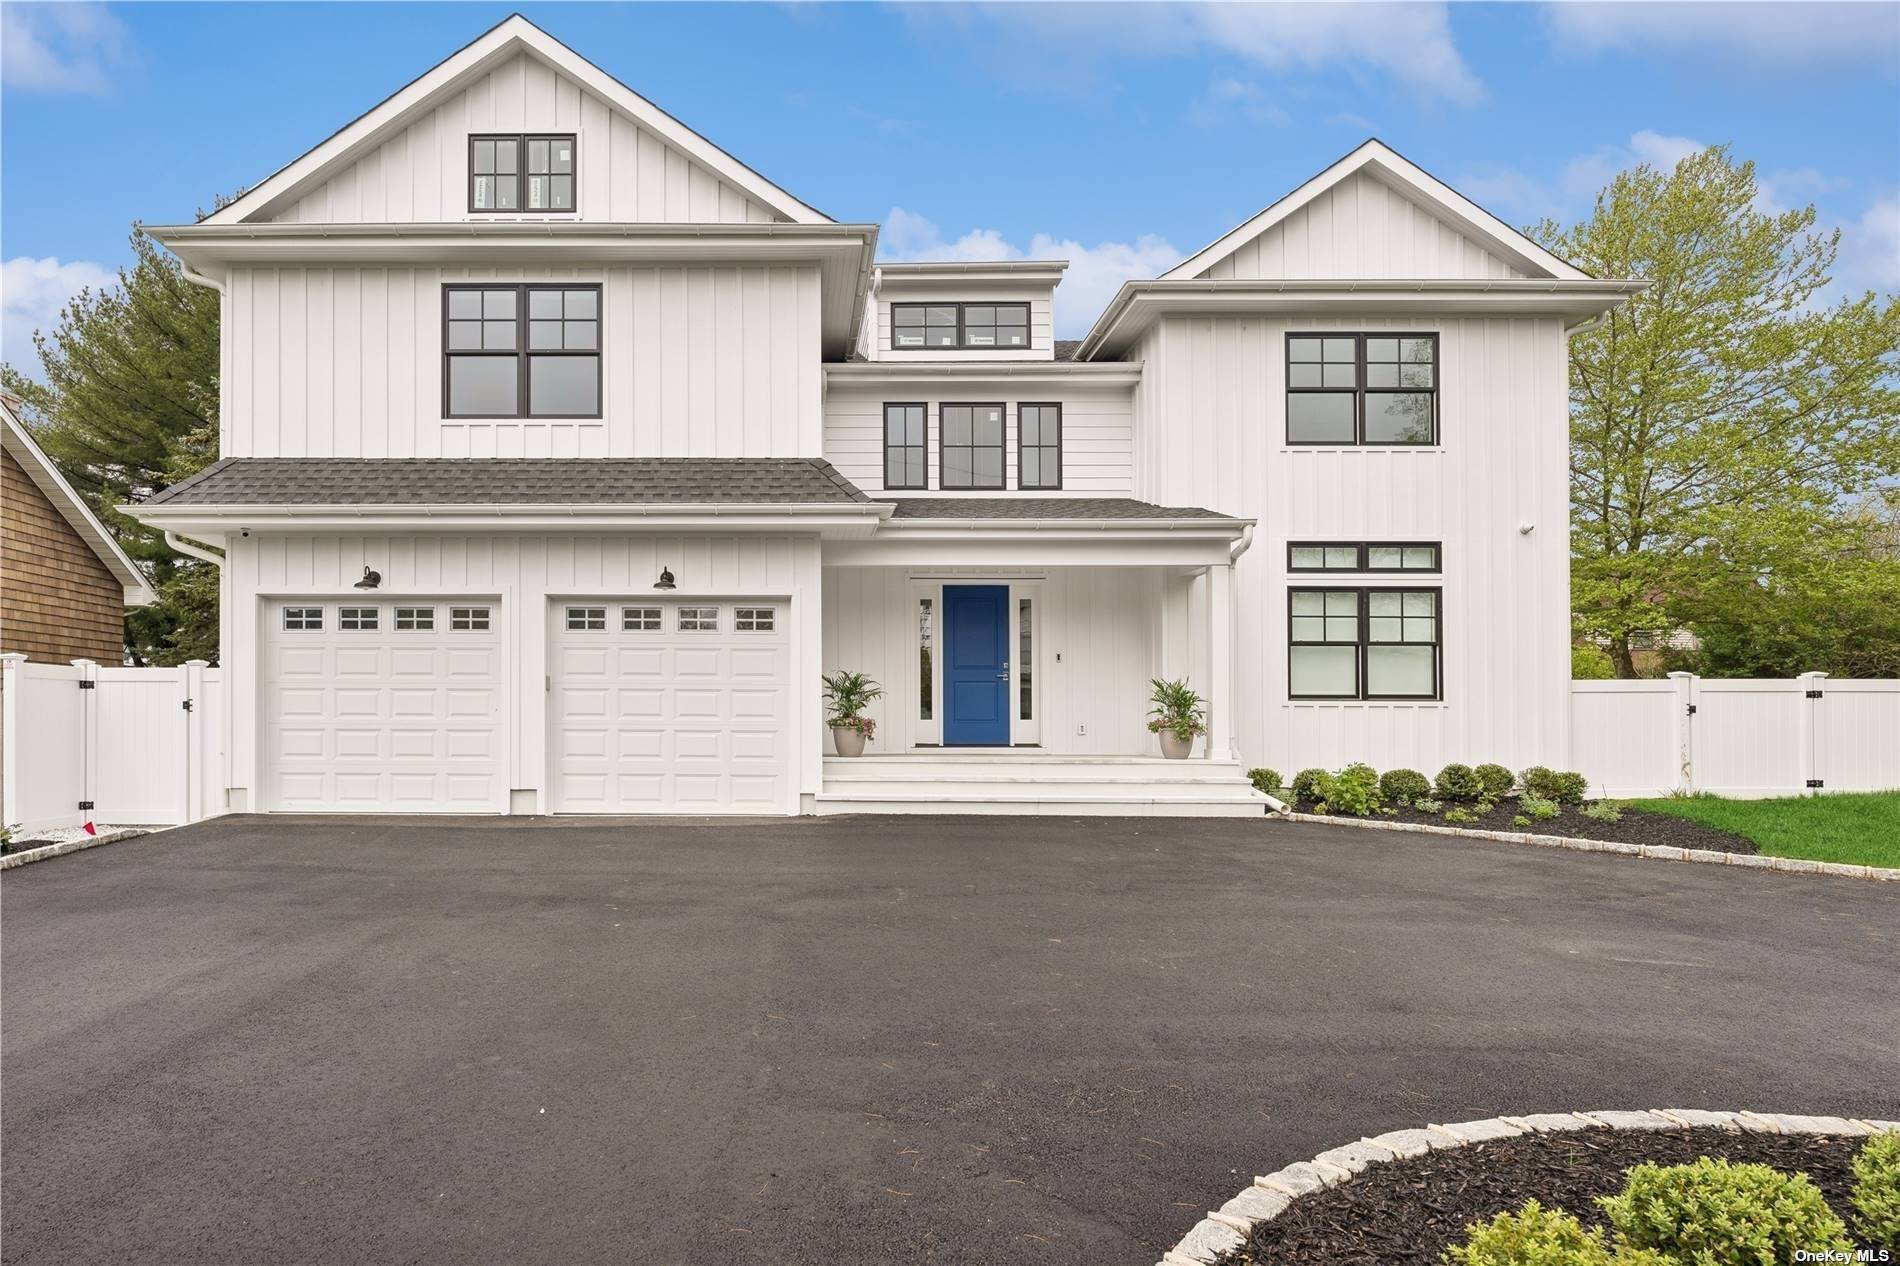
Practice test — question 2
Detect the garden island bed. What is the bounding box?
[1223,1127,1875,1265]
[1282,795,1760,856]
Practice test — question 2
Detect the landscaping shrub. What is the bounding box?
[1523,767,1590,805]
[1598,1158,1852,1265]
[1435,763,1485,802]
[1290,768,1330,805]
[1324,763,1382,816]
[1581,800,1624,824]
[1381,768,1431,805]
[1248,768,1283,796]
[1853,1131,1900,1249]
[1520,795,1560,822]
[1414,797,1443,814]
[1443,806,1478,824]
[1513,815,1532,828]
[1443,1200,1669,1266]
[1475,763,1516,800]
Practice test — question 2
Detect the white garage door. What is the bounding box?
[261,600,507,812]
[552,600,791,813]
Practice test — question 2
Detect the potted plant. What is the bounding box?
[822,670,883,757]
[1147,677,1206,759]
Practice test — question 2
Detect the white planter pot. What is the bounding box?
[1158,731,1194,760]
[831,726,867,758]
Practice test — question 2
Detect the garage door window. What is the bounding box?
[622,606,661,631]
[679,606,719,631]
[396,607,435,631]
[734,607,775,632]
[340,607,379,631]
[451,606,490,631]
[566,606,606,631]
[283,606,324,631]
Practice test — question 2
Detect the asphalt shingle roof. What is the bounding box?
[143,458,874,507]
[888,497,1233,521]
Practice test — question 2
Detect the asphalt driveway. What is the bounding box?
[3,815,1895,1265]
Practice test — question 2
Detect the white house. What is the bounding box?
[129,15,1641,818]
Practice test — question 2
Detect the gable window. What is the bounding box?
[1288,587,1441,701]
[884,403,927,490]
[1286,333,1437,446]
[892,303,1030,351]
[940,403,1004,489]
[1018,403,1062,490]
[1289,542,1441,573]
[471,135,575,212]
[444,284,600,419]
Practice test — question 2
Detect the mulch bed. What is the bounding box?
[1287,797,1759,855]
[1225,1126,1874,1264]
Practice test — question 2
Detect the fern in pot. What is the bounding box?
[1146,677,1206,759]
[822,670,882,757]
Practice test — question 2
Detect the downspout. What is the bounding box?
[165,530,225,568]
[179,264,225,295]
[1229,521,1255,562]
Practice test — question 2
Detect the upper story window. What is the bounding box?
[470,135,576,212]
[1289,542,1442,573]
[892,303,1030,351]
[884,403,928,491]
[1018,403,1062,490]
[444,285,600,419]
[940,403,1005,489]
[1286,333,1438,446]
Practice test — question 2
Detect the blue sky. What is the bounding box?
[4,1,1897,370]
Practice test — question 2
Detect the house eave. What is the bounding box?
[122,501,895,540]
[824,361,1142,388]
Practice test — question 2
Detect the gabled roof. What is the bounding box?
[1162,139,1589,283]
[1,398,152,605]
[201,13,829,227]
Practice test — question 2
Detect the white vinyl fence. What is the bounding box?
[1570,672,1900,799]
[1,655,224,833]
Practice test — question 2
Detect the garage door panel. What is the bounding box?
[552,599,790,813]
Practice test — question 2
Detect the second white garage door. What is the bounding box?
[551,600,792,813]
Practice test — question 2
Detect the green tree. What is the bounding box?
[1533,146,1900,678]
[0,227,221,665]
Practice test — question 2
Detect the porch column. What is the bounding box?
[1206,561,1234,761]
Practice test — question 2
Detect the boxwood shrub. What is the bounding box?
[1248,768,1283,796]
[1599,1158,1852,1265]
[1290,768,1329,805]
[1475,763,1516,800]
[1379,767,1431,805]
[1522,766,1590,805]
[1444,1200,1666,1266]
[1435,763,1485,802]
[1854,1131,1900,1249]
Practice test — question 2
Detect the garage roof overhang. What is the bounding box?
[122,501,894,541]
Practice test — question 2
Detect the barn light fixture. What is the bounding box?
[654,565,676,591]
[353,566,382,590]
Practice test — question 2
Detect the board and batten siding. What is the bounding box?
[1132,313,1572,775]
[224,263,822,459]
[1195,170,1526,281]
[822,386,1135,495]
[821,566,1161,755]
[267,52,780,225]
[222,531,824,812]
[866,287,1055,361]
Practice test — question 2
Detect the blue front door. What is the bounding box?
[943,585,1010,746]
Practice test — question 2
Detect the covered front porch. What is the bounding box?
[814,501,1267,815]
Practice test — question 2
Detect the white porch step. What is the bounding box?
[815,753,1270,817]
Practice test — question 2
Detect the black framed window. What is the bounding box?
[1288,587,1442,701]
[1288,541,1441,572]
[471,134,575,212]
[884,402,927,490]
[1286,333,1437,445]
[940,403,1004,489]
[1018,403,1062,490]
[444,284,599,419]
[892,302,1029,350]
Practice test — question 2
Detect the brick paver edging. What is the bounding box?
[1281,811,1900,882]
[0,828,152,871]
[1157,1108,1900,1266]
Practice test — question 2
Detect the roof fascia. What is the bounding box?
[3,408,153,603]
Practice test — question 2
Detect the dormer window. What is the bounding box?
[892,303,1029,351]
[470,135,575,212]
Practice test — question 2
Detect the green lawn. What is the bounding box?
[1629,792,1900,869]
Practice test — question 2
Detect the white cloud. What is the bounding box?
[1545,1,1900,74]
[903,2,1482,106]
[2,256,116,377]
[0,2,132,96]
[1188,77,1292,128]
[878,209,1181,337]
[1836,196,1900,296]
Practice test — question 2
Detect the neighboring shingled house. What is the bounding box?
[1,395,152,664]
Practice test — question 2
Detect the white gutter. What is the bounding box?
[129,500,892,520]
[1230,522,1255,562]
[164,530,225,567]
[178,264,225,294]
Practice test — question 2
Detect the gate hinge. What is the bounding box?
[1806,779,1825,789]
[77,678,96,690]
[1686,704,1697,715]
[77,800,95,810]
[1804,689,1824,699]
[181,698,194,712]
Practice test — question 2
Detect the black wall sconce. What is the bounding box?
[353,566,382,590]
[654,565,676,591]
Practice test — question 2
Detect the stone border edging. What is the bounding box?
[0,828,153,871]
[1281,811,1900,882]
[1157,1108,1900,1266]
